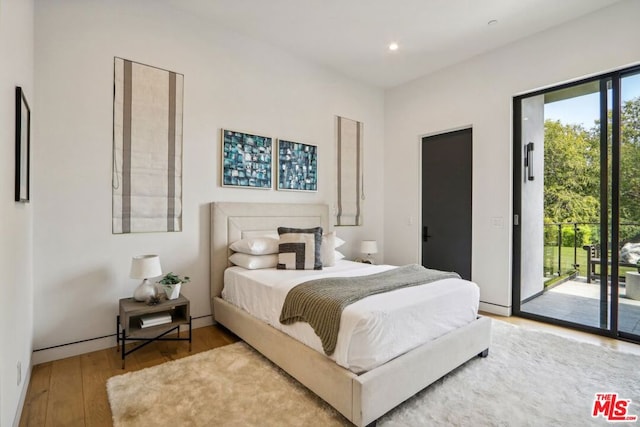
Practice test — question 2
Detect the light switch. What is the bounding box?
[491,217,504,228]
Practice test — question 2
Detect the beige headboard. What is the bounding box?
[210,202,331,315]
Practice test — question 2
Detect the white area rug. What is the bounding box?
[107,321,640,426]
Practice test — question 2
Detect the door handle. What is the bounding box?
[423,226,432,242]
[525,142,534,181]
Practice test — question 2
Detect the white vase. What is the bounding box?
[133,279,157,302]
[162,282,181,300]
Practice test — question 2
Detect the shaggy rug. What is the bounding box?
[107,321,640,426]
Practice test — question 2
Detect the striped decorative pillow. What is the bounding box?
[277,226,323,270]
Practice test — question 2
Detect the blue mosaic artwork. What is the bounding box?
[222,130,272,189]
[277,140,318,192]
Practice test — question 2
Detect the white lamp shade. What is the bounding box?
[360,240,378,255]
[130,255,162,279]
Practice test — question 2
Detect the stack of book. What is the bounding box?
[139,312,172,328]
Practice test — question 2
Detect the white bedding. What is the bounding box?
[222,260,479,373]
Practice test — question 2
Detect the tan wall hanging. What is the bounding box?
[112,58,184,234]
[336,116,363,226]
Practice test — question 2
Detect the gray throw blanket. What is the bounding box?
[279,264,460,355]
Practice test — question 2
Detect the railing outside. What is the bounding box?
[544,222,640,278]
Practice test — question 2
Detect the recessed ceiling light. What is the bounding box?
[388,42,399,51]
[487,19,498,26]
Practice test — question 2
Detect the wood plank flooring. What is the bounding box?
[486,312,640,355]
[19,325,238,427]
[18,315,640,426]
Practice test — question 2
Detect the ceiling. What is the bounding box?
[167,0,623,88]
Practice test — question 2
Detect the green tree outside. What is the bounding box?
[543,97,640,276]
[544,96,640,234]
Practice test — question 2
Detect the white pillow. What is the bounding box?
[229,237,279,255]
[321,232,346,249]
[322,233,336,266]
[335,250,345,261]
[229,253,278,270]
[321,232,347,266]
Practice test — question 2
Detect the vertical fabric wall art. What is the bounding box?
[277,140,318,192]
[336,116,363,226]
[112,58,184,234]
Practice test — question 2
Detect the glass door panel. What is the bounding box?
[618,71,640,338]
[517,80,609,330]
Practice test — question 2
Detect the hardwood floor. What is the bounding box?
[19,325,238,427]
[18,315,640,426]
[482,312,640,356]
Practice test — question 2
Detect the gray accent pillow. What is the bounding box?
[277,226,323,270]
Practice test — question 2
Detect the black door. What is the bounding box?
[421,128,472,279]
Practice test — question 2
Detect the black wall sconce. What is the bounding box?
[525,142,534,181]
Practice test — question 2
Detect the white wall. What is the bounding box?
[32,0,384,363]
[384,0,640,315]
[0,0,35,424]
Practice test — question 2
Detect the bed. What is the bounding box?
[210,202,491,426]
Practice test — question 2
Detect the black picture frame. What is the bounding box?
[15,86,30,203]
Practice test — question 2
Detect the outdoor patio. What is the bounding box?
[521,276,640,335]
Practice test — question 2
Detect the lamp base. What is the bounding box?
[133,279,157,302]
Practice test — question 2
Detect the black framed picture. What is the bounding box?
[277,139,318,192]
[15,86,30,203]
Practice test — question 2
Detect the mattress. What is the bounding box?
[222,260,479,373]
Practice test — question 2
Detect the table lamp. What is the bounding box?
[360,240,378,264]
[130,255,162,302]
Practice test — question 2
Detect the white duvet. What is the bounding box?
[222,260,479,373]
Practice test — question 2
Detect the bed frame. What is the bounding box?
[210,202,491,426]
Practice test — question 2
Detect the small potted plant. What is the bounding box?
[158,272,190,300]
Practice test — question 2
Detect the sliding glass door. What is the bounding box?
[513,65,640,342]
[618,70,640,337]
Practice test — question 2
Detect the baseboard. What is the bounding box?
[12,360,32,427]
[479,301,511,316]
[32,315,214,365]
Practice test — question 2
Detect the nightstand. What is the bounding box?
[117,295,192,368]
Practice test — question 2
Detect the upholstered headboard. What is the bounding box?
[210,202,331,315]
